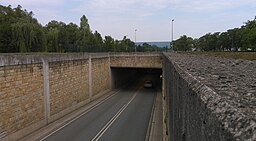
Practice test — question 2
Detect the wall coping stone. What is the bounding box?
[110,52,162,57]
[0,53,162,67]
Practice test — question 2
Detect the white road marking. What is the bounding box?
[40,90,120,141]
[91,88,140,141]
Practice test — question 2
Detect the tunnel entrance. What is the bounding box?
[110,67,162,89]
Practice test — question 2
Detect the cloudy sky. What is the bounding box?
[2,0,256,42]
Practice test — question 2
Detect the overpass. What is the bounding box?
[0,53,255,141]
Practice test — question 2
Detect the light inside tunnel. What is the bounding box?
[110,67,162,89]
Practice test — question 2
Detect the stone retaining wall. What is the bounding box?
[163,53,256,141]
[0,53,162,141]
[91,58,110,97]
[110,53,162,68]
[0,54,111,141]
[49,60,89,116]
[0,63,44,140]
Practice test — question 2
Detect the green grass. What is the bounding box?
[180,52,256,60]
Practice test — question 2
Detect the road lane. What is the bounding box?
[42,83,156,141]
[91,91,139,141]
[98,88,155,141]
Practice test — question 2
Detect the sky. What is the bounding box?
[2,0,256,42]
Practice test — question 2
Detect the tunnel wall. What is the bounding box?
[163,53,238,141]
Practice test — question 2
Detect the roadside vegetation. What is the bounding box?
[0,5,164,53]
[1,5,255,54]
[173,17,256,52]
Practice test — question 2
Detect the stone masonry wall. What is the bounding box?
[0,53,160,141]
[163,53,256,141]
[110,53,162,68]
[91,58,110,96]
[0,63,44,140]
[49,60,89,116]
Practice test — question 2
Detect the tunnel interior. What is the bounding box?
[111,67,162,89]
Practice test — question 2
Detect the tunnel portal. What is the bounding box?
[111,67,162,89]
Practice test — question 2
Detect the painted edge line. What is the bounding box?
[145,89,157,141]
[40,90,120,141]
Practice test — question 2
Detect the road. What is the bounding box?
[41,82,156,141]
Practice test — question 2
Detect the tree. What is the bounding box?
[5,5,256,53]
[104,36,115,52]
[241,17,256,51]
[226,28,243,51]
[45,20,67,52]
[114,40,121,52]
[0,5,46,52]
[219,32,230,51]
[77,15,93,52]
[173,35,193,51]
[80,15,90,31]
[0,5,14,52]
[92,31,103,52]
[65,22,79,52]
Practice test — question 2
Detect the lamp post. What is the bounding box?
[171,19,174,51]
[135,29,137,52]
[125,35,128,51]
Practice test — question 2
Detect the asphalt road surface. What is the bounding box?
[41,82,156,141]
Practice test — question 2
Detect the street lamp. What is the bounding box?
[135,29,137,52]
[171,19,174,51]
[125,35,128,51]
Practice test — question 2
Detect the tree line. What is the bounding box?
[173,17,256,51]
[0,5,163,53]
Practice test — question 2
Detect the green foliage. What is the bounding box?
[0,5,46,52]
[136,43,165,52]
[241,18,256,51]
[173,35,193,51]
[80,15,90,31]
[91,31,103,52]
[1,5,255,53]
[0,5,163,53]
[174,17,256,52]
[104,36,115,51]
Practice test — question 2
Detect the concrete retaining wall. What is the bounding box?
[163,53,256,141]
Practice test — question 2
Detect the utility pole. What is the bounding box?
[135,29,137,52]
[172,19,174,51]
